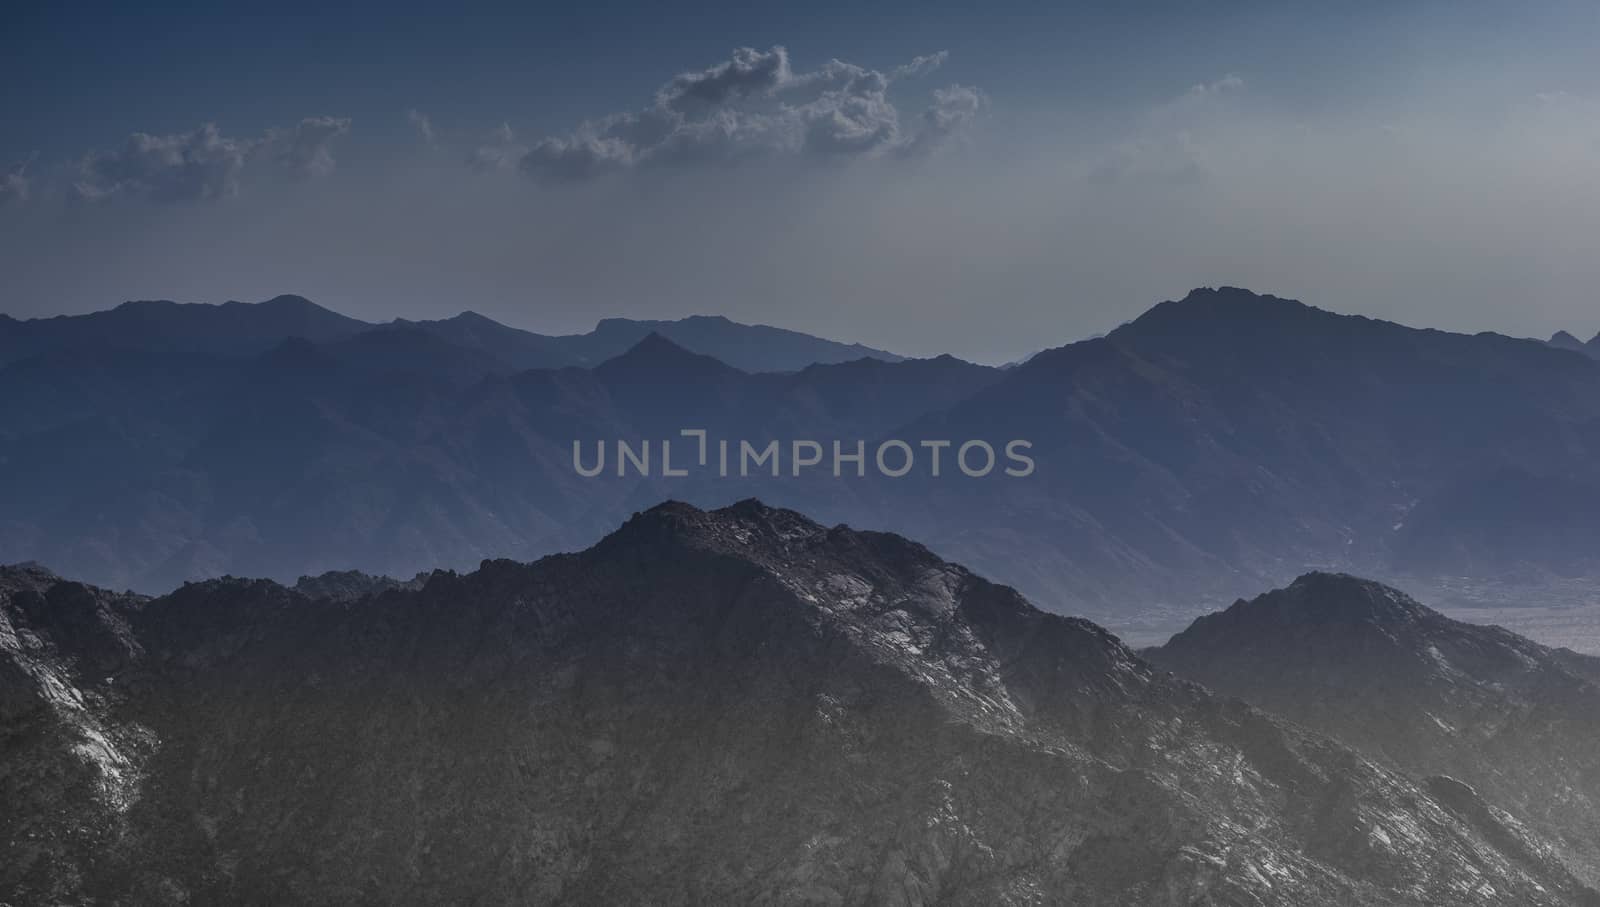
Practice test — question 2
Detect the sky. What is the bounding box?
[3,0,1599,363]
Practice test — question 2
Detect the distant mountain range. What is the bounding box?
[1548,330,1600,359]
[1148,572,1600,887]
[6,501,1597,905]
[0,295,904,373]
[4,287,1600,629]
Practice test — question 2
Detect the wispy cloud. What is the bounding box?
[1090,74,1246,185]
[470,122,527,172]
[0,153,35,207]
[407,109,436,145]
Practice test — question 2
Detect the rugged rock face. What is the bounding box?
[4,505,1598,905]
[1147,572,1600,886]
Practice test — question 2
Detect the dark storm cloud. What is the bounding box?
[70,118,351,203]
[513,46,984,183]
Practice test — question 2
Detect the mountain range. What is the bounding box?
[0,295,904,373]
[1147,572,1600,887]
[1548,330,1600,360]
[6,500,1598,905]
[4,287,1600,637]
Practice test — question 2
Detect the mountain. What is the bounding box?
[386,310,582,370]
[878,287,1600,614]
[0,330,999,593]
[1146,572,1600,884]
[0,296,904,374]
[394,312,908,373]
[0,295,370,365]
[1547,330,1600,359]
[559,314,904,371]
[7,286,1600,632]
[5,502,1597,905]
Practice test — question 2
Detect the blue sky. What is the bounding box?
[3,1,1599,361]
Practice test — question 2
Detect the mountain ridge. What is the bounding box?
[0,295,905,373]
[1147,571,1600,884]
[4,501,1598,905]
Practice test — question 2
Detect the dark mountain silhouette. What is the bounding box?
[0,328,999,593]
[386,310,582,370]
[0,295,370,365]
[5,503,1597,905]
[4,287,1600,625]
[562,313,904,371]
[391,312,907,372]
[878,287,1600,610]
[1146,572,1600,884]
[0,296,901,373]
[1547,330,1600,359]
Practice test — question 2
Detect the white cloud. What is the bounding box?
[510,46,982,183]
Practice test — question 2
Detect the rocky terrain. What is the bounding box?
[5,502,1599,905]
[1147,572,1600,886]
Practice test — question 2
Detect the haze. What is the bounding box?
[3,0,1598,363]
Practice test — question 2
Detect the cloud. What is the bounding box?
[901,84,987,157]
[0,154,33,206]
[509,46,982,183]
[266,116,352,179]
[470,122,528,172]
[74,124,255,202]
[658,45,794,113]
[1183,73,1245,101]
[1090,133,1208,185]
[71,117,351,203]
[1089,74,1246,185]
[407,109,436,145]
[890,51,950,81]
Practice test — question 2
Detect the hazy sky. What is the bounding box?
[3,0,1599,363]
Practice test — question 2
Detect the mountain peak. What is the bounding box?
[594,499,966,601]
[447,309,500,325]
[603,498,834,555]
[1283,570,1429,620]
[1155,572,1429,653]
[1548,329,1591,354]
[1173,285,1312,315]
[596,331,744,376]
[1113,286,1326,342]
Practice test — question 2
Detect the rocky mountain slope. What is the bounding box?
[1146,572,1600,885]
[4,503,1598,905]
